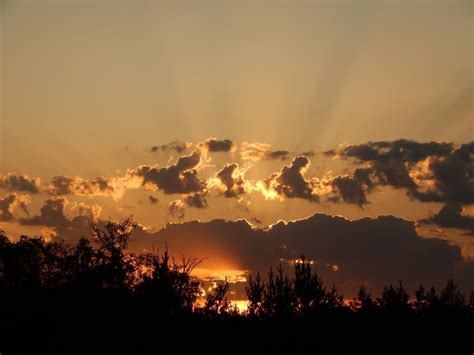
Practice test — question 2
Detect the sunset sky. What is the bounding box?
[0,0,472,298]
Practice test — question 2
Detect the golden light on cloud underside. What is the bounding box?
[240,142,272,162]
[408,157,439,194]
[193,268,248,284]
[254,180,280,201]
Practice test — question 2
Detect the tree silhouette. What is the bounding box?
[203,279,234,317]
[351,285,376,315]
[263,265,295,318]
[294,256,325,316]
[135,248,201,315]
[246,272,264,318]
[377,281,412,319]
[92,218,137,289]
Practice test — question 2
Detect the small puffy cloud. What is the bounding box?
[131,151,205,195]
[184,193,208,209]
[421,203,474,235]
[148,196,159,205]
[328,168,375,207]
[240,142,290,162]
[48,176,114,197]
[20,197,101,228]
[262,156,319,202]
[20,198,71,227]
[215,163,246,198]
[0,193,30,221]
[47,173,142,201]
[70,201,102,225]
[241,142,271,162]
[168,200,185,219]
[266,150,290,161]
[198,138,236,153]
[150,141,191,154]
[0,173,40,193]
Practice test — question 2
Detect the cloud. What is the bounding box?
[421,203,474,235]
[150,141,191,154]
[240,142,271,162]
[198,138,235,153]
[47,172,144,201]
[70,202,102,226]
[131,151,205,195]
[184,193,208,209]
[148,196,159,205]
[20,197,101,228]
[0,194,30,221]
[20,198,70,227]
[48,176,114,197]
[329,168,375,207]
[263,156,319,202]
[240,142,291,162]
[146,213,469,296]
[425,142,474,204]
[329,140,473,205]
[335,140,453,163]
[266,150,290,161]
[0,174,40,193]
[216,163,246,198]
[168,200,185,219]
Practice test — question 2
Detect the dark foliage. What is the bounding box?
[0,221,473,354]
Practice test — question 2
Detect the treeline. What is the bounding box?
[1,218,473,319]
[0,219,473,354]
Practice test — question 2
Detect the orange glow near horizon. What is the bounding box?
[192,267,248,284]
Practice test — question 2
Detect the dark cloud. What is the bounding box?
[145,213,469,296]
[48,176,114,197]
[148,196,159,205]
[422,203,474,235]
[0,194,29,221]
[184,193,208,209]
[338,139,452,163]
[132,151,205,195]
[266,150,290,161]
[426,142,474,204]
[0,174,40,194]
[240,143,293,161]
[323,149,337,157]
[168,200,185,219]
[217,163,246,198]
[269,156,318,202]
[332,140,473,205]
[20,198,100,229]
[199,138,235,153]
[329,168,375,207]
[20,198,70,227]
[150,141,190,154]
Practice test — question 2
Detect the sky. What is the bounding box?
[0,0,473,298]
